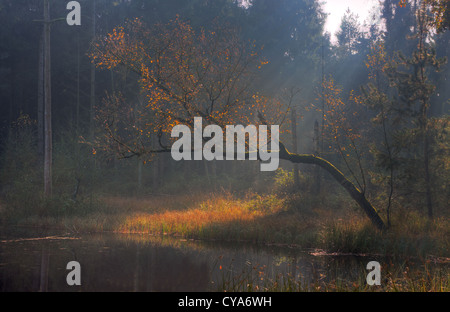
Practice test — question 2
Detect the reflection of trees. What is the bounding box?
[39,245,49,292]
[77,239,211,291]
[0,237,210,292]
[140,245,210,292]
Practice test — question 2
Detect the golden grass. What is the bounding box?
[100,192,328,246]
[114,193,271,236]
[62,192,447,258]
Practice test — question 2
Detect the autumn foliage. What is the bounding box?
[90,17,280,160]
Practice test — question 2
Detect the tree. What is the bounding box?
[90,0,96,141]
[240,0,326,93]
[329,7,371,102]
[0,0,44,148]
[368,2,447,219]
[426,0,450,32]
[280,87,301,187]
[90,17,275,159]
[399,0,450,32]
[335,8,363,58]
[362,40,397,227]
[277,143,386,230]
[34,0,65,197]
[90,17,386,230]
[43,0,52,197]
[37,31,44,161]
[383,0,416,56]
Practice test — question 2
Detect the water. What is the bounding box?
[0,226,446,292]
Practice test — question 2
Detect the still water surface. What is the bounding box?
[0,226,445,292]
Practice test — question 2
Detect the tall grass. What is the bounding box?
[216,258,449,292]
[115,192,272,238]
[319,211,449,258]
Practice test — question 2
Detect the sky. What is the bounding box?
[322,0,380,42]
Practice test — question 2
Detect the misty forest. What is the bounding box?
[0,0,449,292]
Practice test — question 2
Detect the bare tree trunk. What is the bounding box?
[37,32,44,161]
[137,157,143,192]
[37,31,44,161]
[76,32,80,133]
[43,0,52,197]
[203,160,212,185]
[90,0,96,140]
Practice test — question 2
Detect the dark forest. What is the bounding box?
[0,0,448,293]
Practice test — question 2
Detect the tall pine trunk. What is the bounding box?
[76,32,81,133]
[37,31,44,161]
[43,0,52,197]
[90,0,96,140]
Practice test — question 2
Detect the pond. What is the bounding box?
[0,226,447,292]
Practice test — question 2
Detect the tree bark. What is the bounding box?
[90,0,96,140]
[76,32,80,133]
[37,31,44,161]
[43,0,52,197]
[278,142,386,230]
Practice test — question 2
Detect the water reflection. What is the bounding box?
[0,228,447,292]
[1,233,212,292]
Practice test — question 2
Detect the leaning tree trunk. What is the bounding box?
[145,140,387,230]
[278,142,386,230]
